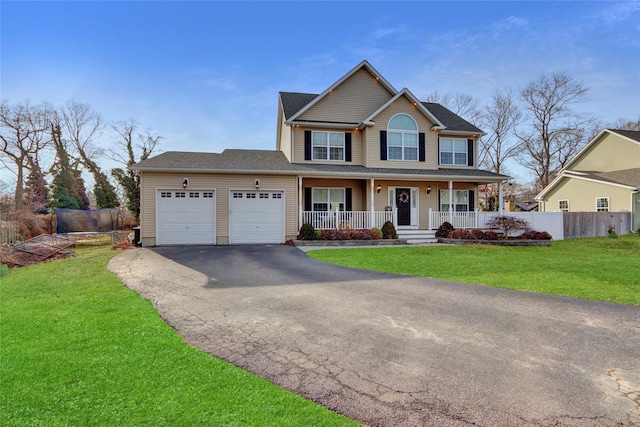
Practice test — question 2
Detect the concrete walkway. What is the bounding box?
[109,245,640,426]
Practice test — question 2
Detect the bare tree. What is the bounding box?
[0,101,53,210]
[479,89,523,174]
[516,72,592,190]
[59,101,118,208]
[423,90,482,125]
[610,117,640,131]
[111,120,161,221]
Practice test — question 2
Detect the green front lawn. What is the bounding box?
[307,234,640,306]
[0,242,357,427]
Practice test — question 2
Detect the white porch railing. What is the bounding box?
[303,211,393,230]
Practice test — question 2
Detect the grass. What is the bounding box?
[307,234,640,306]
[0,241,357,427]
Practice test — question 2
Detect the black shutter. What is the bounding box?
[380,130,387,160]
[345,133,352,162]
[304,187,312,211]
[468,190,475,211]
[467,139,474,166]
[419,132,426,162]
[304,131,312,161]
[437,138,441,165]
[345,188,352,211]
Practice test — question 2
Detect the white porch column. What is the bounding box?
[370,179,375,228]
[448,180,453,223]
[298,176,303,228]
[498,181,504,214]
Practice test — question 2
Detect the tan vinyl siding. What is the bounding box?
[364,97,439,169]
[279,122,293,161]
[541,176,633,212]
[139,172,298,246]
[298,68,392,123]
[293,127,364,165]
[570,133,640,172]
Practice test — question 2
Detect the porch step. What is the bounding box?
[396,230,438,244]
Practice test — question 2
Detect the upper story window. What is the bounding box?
[312,131,344,161]
[596,197,609,212]
[387,114,418,161]
[440,138,468,165]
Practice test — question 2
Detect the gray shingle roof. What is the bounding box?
[279,91,483,133]
[609,129,640,142]
[421,103,484,134]
[574,168,640,187]
[133,149,508,181]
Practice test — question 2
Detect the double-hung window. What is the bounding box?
[312,188,345,212]
[387,114,418,161]
[312,131,344,161]
[440,190,469,212]
[558,200,569,212]
[440,138,468,165]
[596,197,609,212]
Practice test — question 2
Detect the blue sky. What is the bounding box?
[2,1,639,184]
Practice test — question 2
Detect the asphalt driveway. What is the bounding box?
[108,245,640,426]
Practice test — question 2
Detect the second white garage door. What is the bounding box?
[229,190,285,244]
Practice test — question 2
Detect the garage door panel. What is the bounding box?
[157,190,216,245]
[230,191,285,244]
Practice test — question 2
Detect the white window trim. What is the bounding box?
[312,187,346,212]
[387,113,419,161]
[439,189,470,212]
[439,138,468,166]
[596,197,610,212]
[558,199,569,212]
[311,131,345,161]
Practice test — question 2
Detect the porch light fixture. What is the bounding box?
[376,184,382,194]
[255,179,260,189]
[426,185,432,195]
[182,178,189,189]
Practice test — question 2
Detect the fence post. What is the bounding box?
[428,208,432,230]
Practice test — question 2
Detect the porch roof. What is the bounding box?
[132,149,509,182]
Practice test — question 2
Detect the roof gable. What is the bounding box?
[565,128,640,172]
[363,88,445,129]
[287,60,396,124]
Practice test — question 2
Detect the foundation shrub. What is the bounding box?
[435,221,455,238]
[381,221,397,239]
[297,223,317,240]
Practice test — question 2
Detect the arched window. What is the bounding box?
[387,114,418,161]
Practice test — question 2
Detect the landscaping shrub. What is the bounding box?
[435,221,455,238]
[485,216,529,237]
[372,228,383,239]
[520,229,552,240]
[381,221,397,239]
[318,228,379,241]
[297,223,317,240]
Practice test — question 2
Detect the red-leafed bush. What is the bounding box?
[519,230,552,240]
[318,228,380,241]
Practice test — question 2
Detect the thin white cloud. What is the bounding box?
[596,1,640,24]
[486,16,529,38]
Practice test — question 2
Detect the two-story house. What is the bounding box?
[132,60,508,246]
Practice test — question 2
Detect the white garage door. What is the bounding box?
[156,190,216,245]
[229,190,285,244]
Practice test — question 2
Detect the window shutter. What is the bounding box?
[380,130,387,160]
[468,190,475,211]
[345,188,352,211]
[304,131,312,161]
[419,133,426,162]
[304,187,312,211]
[467,139,474,166]
[345,133,352,162]
[437,138,441,165]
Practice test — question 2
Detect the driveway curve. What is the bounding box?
[109,245,640,426]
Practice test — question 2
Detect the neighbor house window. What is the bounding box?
[312,131,345,161]
[558,200,569,212]
[312,188,345,212]
[440,190,469,212]
[387,114,418,161]
[596,197,609,212]
[440,138,468,165]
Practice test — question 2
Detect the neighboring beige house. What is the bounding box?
[132,60,508,246]
[535,129,640,231]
